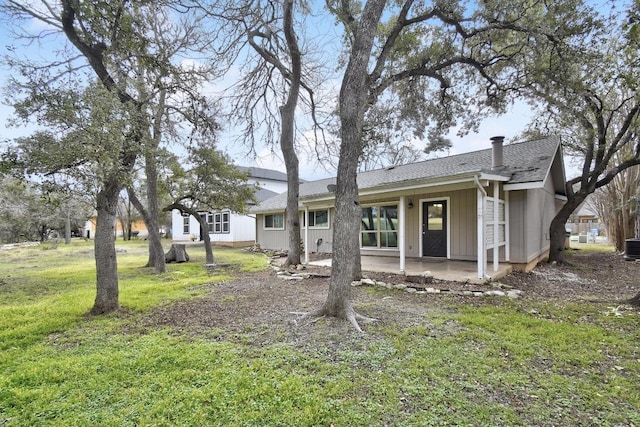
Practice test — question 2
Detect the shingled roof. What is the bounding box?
[236,166,290,182]
[252,136,563,212]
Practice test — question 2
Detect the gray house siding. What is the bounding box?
[250,137,566,276]
[508,178,558,265]
[508,190,527,263]
[255,213,288,251]
[448,188,478,260]
[398,188,478,260]
[255,209,335,252]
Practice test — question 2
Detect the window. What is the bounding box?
[222,212,230,233]
[360,205,398,248]
[182,214,190,234]
[207,213,214,233]
[205,210,231,234]
[264,213,285,230]
[214,213,222,232]
[304,209,330,229]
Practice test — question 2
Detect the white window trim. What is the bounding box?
[182,214,190,234]
[221,211,230,234]
[263,213,285,230]
[202,210,232,235]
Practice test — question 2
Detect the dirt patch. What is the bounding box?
[498,250,640,302]
[132,250,639,347]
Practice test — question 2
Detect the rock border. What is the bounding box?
[266,256,523,299]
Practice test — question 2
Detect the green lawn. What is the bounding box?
[1,240,639,426]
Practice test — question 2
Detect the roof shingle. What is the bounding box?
[253,136,561,212]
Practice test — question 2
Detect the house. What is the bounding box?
[171,166,289,247]
[83,217,155,240]
[567,195,604,237]
[251,136,567,280]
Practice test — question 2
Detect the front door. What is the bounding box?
[422,201,447,257]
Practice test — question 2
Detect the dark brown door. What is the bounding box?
[422,201,447,257]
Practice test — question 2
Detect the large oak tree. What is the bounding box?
[302,0,598,331]
[517,2,640,263]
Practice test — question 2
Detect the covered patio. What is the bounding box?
[308,255,512,284]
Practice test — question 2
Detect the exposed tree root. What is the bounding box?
[290,306,378,333]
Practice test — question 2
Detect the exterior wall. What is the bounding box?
[254,184,563,268]
[171,209,256,247]
[256,188,479,260]
[83,217,149,239]
[508,190,527,263]
[248,177,288,194]
[256,212,288,250]
[401,188,477,260]
[509,178,559,265]
[171,175,287,244]
[255,210,334,252]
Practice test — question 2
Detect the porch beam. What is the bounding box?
[399,195,406,274]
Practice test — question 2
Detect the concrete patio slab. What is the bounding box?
[308,256,512,284]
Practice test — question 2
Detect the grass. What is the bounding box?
[1,240,639,426]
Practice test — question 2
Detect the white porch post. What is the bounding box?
[476,182,486,280]
[399,195,406,274]
[304,206,309,265]
[493,182,499,272]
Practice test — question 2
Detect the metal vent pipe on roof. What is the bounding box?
[490,136,505,170]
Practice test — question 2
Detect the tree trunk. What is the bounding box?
[127,188,166,273]
[64,204,71,245]
[314,0,386,330]
[91,179,121,314]
[142,149,166,273]
[549,194,585,263]
[281,0,301,268]
[165,243,189,263]
[163,202,215,265]
[196,214,215,265]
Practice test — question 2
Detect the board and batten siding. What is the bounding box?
[255,209,335,252]
[401,188,477,260]
[509,177,558,264]
[255,213,288,251]
[508,190,527,263]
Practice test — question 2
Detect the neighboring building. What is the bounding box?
[567,196,604,236]
[171,166,289,247]
[251,136,567,279]
[83,217,153,240]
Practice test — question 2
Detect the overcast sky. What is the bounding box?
[0,3,559,183]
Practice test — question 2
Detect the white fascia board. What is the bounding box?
[298,172,509,205]
[503,181,544,191]
[359,172,478,196]
[249,207,286,215]
[477,173,511,182]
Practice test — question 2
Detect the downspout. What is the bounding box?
[474,175,487,280]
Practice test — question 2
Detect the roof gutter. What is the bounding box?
[299,172,508,204]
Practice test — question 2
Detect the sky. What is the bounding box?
[0,2,559,183]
